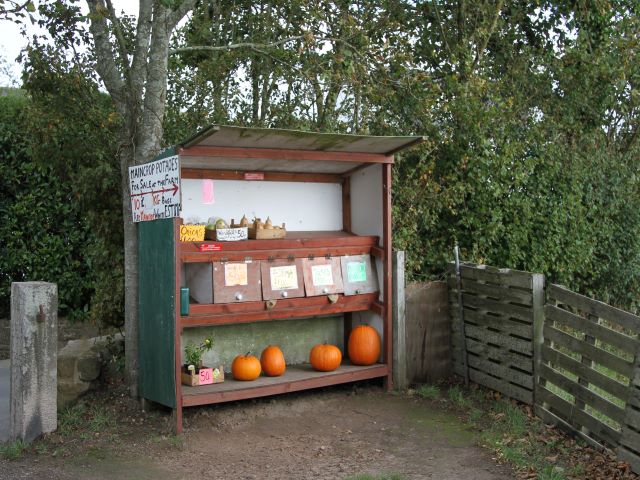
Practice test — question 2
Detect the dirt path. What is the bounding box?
[0,385,513,480]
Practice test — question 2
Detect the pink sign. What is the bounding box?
[202,179,215,204]
[198,368,214,385]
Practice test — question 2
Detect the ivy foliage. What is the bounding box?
[0,91,92,318]
[0,44,124,326]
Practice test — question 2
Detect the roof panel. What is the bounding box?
[180,125,423,155]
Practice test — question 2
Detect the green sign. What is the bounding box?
[347,262,367,283]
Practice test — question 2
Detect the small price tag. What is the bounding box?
[244,172,265,181]
[198,368,214,385]
[199,243,222,252]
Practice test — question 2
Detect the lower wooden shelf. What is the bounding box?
[181,292,379,328]
[181,363,388,407]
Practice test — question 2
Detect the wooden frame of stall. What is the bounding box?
[137,126,422,433]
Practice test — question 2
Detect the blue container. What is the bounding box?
[180,287,190,316]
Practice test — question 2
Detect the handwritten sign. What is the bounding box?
[216,227,248,242]
[347,262,367,283]
[198,368,214,385]
[129,155,181,223]
[270,265,298,290]
[225,263,248,286]
[179,225,205,242]
[312,264,334,286]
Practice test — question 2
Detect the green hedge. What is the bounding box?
[0,93,93,318]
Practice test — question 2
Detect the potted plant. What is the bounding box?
[181,336,224,386]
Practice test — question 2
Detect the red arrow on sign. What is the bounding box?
[130,182,179,198]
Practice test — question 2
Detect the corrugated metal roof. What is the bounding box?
[179,125,424,155]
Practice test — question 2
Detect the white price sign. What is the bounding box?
[129,155,181,223]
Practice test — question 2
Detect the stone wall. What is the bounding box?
[57,333,124,409]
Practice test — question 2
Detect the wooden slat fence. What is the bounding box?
[448,263,544,405]
[536,284,640,451]
[618,353,640,472]
[448,263,640,474]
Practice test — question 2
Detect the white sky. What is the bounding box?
[0,0,139,86]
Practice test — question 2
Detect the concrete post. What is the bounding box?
[392,251,408,390]
[10,282,58,442]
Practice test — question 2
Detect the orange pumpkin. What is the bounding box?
[232,352,262,381]
[309,344,342,372]
[348,325,381,365]
[260,345,286,377]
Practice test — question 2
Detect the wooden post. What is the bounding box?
[382,163,393,390]
[392,251,407,390]
[532,273,545,408]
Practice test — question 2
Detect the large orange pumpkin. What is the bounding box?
[309,344,342,372]
[260,345,286,377]
[232,352,262,381]
[348,325,381,365]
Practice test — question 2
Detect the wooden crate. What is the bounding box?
[248,226,286,239]
[181,365,225,386]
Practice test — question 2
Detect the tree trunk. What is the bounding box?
[119,138,139,396]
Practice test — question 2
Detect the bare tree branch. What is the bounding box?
[104,0,130,71]
[0,0,31,19]
[170,35,307,55]
[167,0,198,31]
[471,0,504,72]
[86,0,126,111]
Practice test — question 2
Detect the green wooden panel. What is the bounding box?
[138,146,178,408]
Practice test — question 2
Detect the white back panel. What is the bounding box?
[180,179,342,231]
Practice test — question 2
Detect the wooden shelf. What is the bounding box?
[179,231,380,262]
[181,292,379,328]
[182,363,388,407]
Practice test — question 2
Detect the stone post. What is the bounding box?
[392,251,408,390]
[10,282,58,442]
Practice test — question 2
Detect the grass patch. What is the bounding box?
[416,384,440,400]
[440,384,589,479]
[448,385,470,408]
[0,440,27,460]
[58,402,116,437]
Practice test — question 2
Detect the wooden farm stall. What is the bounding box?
[135,125,422,432]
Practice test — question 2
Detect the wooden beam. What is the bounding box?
[173,218,183,434]
[383,162,393,389]
[179,146,394,164]
[342,176,351,233]
[181,168,343,184]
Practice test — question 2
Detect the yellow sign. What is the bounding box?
[270,265,298,290]
[225,263,248,286]
[179,225,205,242]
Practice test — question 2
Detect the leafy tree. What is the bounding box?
[22,42,124,327]
[0,92,94,319]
